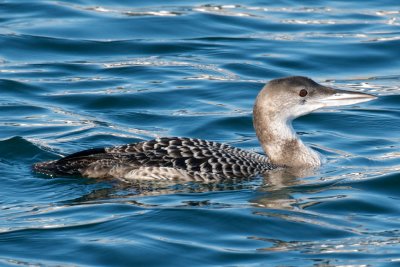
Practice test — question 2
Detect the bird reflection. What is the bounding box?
[62,166,320,210]
[249,166,319,209]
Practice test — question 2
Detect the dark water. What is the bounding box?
[1,0,400,266]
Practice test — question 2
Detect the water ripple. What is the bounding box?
[1,0,400,266]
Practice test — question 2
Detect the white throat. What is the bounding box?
[253,101,321,168]
[264,119,320,167]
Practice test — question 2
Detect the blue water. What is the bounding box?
[1,0,400,266]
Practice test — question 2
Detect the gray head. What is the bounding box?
[255,76,376,121]
[253,76,377,168]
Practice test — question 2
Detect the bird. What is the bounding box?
[33,76,376,182]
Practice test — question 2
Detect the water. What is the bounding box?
[1,0,399,266]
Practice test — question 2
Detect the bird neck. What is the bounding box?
[253,101,321,168]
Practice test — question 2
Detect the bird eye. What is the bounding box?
[299,89,308,97]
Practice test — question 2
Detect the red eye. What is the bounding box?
[299,89,308,97]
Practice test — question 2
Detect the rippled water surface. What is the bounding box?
[1,0,400,266]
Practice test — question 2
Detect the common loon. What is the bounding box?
[33,76,376,182]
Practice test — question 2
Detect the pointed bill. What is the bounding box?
[318,88,377,107]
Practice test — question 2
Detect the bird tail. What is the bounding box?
[32,160,83,176]
[33,147,108,177]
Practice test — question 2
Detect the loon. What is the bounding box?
[33,76,376,182]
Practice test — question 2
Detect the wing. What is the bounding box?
[105,137,272,178]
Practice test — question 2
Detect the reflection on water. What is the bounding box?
[1,0,400,266]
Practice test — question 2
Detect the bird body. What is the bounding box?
[34,137,273,182]
[33,76,376,181]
